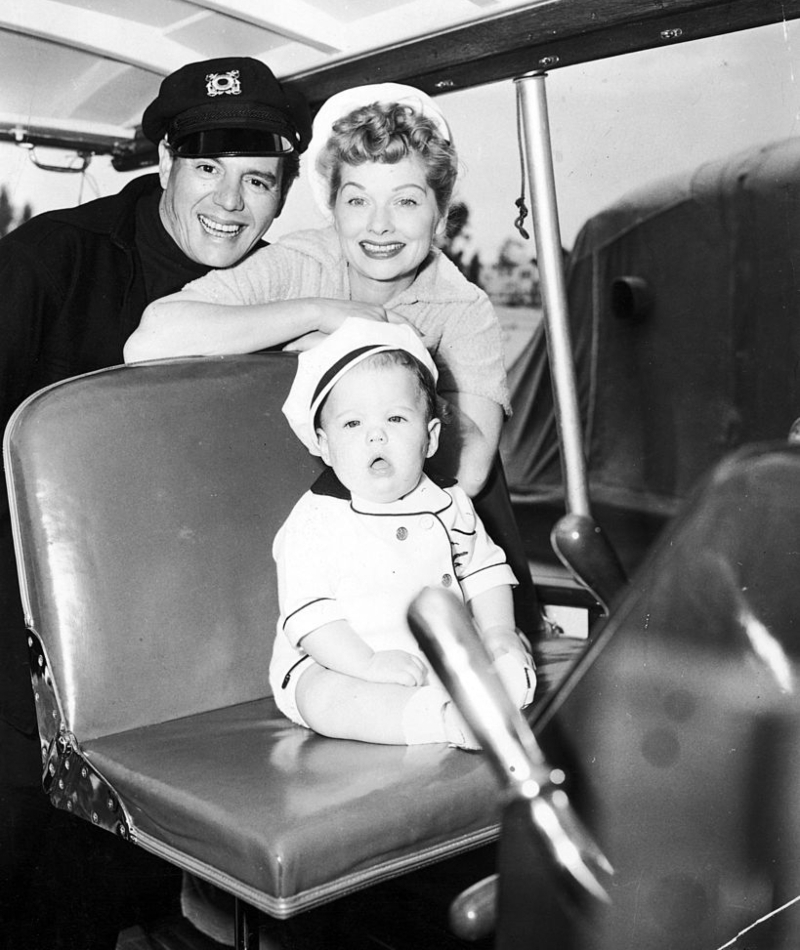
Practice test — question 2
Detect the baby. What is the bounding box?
[270,318,535,747]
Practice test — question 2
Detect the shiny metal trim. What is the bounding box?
[514,71,590,517]
[28,631,134,840]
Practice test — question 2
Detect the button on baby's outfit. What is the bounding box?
[396,527,408,541]
[420,515,434,530]
[441,574,452,587]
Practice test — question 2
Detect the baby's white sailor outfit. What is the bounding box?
[269,469,518,726]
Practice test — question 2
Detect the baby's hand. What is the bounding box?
[362,650,427,687]
[492,647,537,709]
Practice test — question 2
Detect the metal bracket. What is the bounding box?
[28,631,134,842]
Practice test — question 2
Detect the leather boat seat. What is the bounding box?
[3,353,584,922]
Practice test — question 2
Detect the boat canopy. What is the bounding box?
[1,1,798,169]
[501,135,800,516]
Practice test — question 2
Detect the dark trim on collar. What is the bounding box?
[310,467,458,501]
[428,469,458,490]
[310,468,351,499]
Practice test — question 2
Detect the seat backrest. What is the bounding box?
[4,355,323,741]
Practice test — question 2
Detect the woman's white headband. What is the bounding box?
[306,82,452,219]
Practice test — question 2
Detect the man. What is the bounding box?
[0,56,310,949]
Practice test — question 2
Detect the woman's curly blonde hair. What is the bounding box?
[315,102,458,216]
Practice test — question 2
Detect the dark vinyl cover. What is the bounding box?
[501,136,800,519]
[4,355,323,741]
[529,442,800,946]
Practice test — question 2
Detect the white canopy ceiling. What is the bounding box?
[0,0,527,155]
[0,0,796,166]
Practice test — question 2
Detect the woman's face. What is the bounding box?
[333,156,446,302]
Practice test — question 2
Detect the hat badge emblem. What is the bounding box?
[205,70,241,97]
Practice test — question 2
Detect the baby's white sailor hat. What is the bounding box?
[306,82,452,220]
[282,317,438,456]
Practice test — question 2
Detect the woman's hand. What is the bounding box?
[125,294,391,363]
[282,305,414,352]
[283,331,328,352]
[314,298,390,334]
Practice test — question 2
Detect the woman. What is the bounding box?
[124,83,509,496]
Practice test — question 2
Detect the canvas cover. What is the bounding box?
[502,136,800,533]
[531,443,800,946]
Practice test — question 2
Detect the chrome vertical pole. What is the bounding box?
[514,72,590,517]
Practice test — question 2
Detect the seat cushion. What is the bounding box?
[84,637,585,918]
[85,697,500,918]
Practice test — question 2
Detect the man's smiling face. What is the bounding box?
[158,143,284,268]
